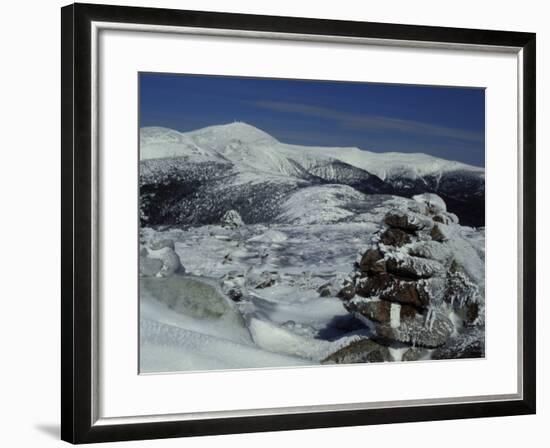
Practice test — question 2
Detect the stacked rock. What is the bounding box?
[220,209,244,228]
[327,194,484,363]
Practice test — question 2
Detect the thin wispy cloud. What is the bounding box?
[140,73,485,166]
[252,100,484,143]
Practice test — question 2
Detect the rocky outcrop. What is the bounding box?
[330,194,485,361]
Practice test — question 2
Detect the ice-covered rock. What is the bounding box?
[384,209,433,232]
[432,327,485,359]
[346,297,417,324]
[317,276,355,299]
[430,222,452,242]
[141,275,250,341]
[221,209,244,228]
[337,278,356,300]
[220,272,247,302]
[139,256,163,277]
[444,260,483,326]
[385,254,443,279]
[358,247,386,274]
[322,339,390,364]
[147,246,183,277]
[374,308,454,348]
[413,193,447,213]
[317,283,334,297]
[140,239,184,278]
[380,227,411,247]
[247,270,280,289]
[354,273,430,308]
[149,238,176,250]
[407,240,452,263]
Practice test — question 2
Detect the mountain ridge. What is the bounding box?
[140,122,483,177]
[139,122,485,227]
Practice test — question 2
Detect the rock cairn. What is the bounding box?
[325,194,485,363]
[220,209,243,228]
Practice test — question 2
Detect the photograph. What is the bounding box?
[138,73,486,373]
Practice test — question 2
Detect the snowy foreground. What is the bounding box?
[140,193,485,373]
[139,122,485,373]
[140,219,379,372]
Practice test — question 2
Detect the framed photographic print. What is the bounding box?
[61,2,536,444]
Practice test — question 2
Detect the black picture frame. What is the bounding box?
[61,2,536,444]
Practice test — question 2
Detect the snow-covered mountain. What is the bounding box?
[141,122,482,178]
[139,122,485,227]
[141,123,306,178]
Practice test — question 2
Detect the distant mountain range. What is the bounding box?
[139,122,485,227]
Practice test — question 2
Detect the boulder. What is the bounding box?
[227,288,243,302]
[430,223,452,242]
[317,283,333,297]
[384,210,433,232]
[345,298,417,324]
[221,275,246,302]
[407,240,452,263]
[385,254,443,279]
[336,279,356,300]
[141,275,252,343]
[358,248,386,273]
[355,273,429,308]
[142,275,242,320]
[140,245,184,278]
[380,228,411,247]
[444,260,483,325]
[139,255,163,277]
[147,246,183,277]
[322,339,390,364]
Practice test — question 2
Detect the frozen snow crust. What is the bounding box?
[139,191,484,372]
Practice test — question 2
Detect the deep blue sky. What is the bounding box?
[140,73,485,167]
